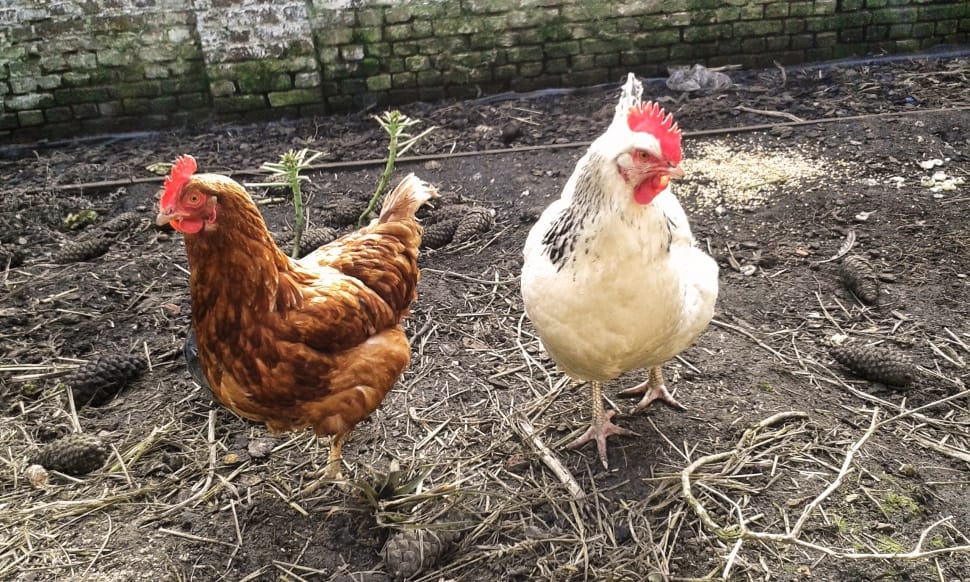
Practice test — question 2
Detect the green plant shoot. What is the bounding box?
[249,148,323,258]
[359,111,436,226]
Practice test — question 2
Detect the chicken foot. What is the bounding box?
[568,381,638,469]
[618,366,686,414]
[301,431,349,495]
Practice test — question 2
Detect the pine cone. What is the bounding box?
[840,255,879,305]
[0,243,24,268]
[383,527,460,581]
[31,433,108,476]
[421,217,460,249]
[54,236,113,263]
[296,226,338,257]
[326,198,364,226]
[830,344,917,388]
[68,353,147,407]
[101,211,143,233]
[452,207,494,244]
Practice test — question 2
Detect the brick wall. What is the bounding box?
[1,0,967,144]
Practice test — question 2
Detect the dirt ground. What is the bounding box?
[2,55,970,582]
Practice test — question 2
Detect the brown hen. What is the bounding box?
[157,155,435,480]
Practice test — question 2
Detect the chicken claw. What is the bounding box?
[618,366,687,414]
[301,432,348,495]
[568,381,638,469]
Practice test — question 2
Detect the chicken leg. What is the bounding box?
[567,381,637,469]
[618,366,686,414]
[323,431,348,479]
[301,431,349,495]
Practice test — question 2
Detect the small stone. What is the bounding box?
[24,464,49,488]
[248,437,277,459]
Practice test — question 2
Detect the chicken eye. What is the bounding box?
[185,193,203,207]
[635,150,651,162]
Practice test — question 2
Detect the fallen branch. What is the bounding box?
[682,409,970,562]
[733,105,805,123]
[513,415,586,501]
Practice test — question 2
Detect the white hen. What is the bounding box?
[521,73,719,468]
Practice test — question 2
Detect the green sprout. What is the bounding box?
[63,209,98,231]
[359,111,436,226]
[250,148,323,259]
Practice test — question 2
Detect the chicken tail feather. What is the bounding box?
[378,173,437,225]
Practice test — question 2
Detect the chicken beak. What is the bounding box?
[667,164,686,180]
[156,209,177,227]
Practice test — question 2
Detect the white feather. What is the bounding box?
[521,77,718,384]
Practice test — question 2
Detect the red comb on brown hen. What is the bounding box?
[161,154,198,209]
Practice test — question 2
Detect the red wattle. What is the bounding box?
[633,179,663,205]
[174,218,205,234]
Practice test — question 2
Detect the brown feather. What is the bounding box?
[173,172,432,439]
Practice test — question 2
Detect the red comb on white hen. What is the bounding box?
[521,72,719,470]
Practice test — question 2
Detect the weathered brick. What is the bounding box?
[392,71,417,87]
[912,21,937,36]
[385,23,412,42]
[294,71,320,89]
[790,34,815,49]
[935,20,959,34]
[739,4,763,19]
[715,6,741,21]
[683,24,732,42]
[404,55,430,71]
[633,29,680,47]
[740,37,766,53]
[920,4,967,20]
[71,103,99,119]
[0,113,19,130]
[815,0,837,14]
[619,51,645,67]
[815,31,838,46]
[839,27,866,42]
[178,92,209,109]
[213,94,266,112]
[734,20,784,36]
[357,8,383,27]
[116,81,162,99]
[872,7,918,23]
[518,61,544,77]
[55,86,111,104]
[507,46,544,63]
[44,106,74,122]
[889,23,913,38]
[416,69,442,86]
[544,40,581,58]
[17,110,45,126]
[494,63,517,80]
[266,88,321,107]
[764,3,789,18]
[789,2,814,16]
[866,25,890,40]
